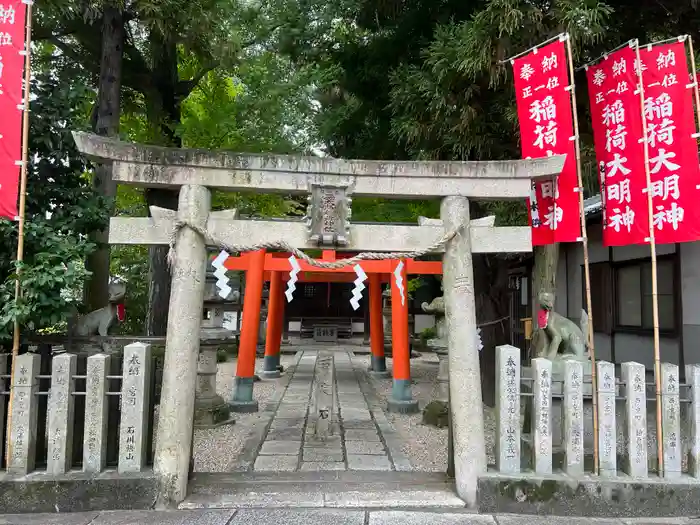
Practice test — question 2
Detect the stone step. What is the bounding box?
[181,487,464,510]
[181,472,465,510]
[180,489,466,510]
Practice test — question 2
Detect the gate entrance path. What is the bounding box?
[184,344,465,510]
[72,130,563,508]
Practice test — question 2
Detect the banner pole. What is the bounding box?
[576,39,637,72]
[6,0,34,464]
[633,41,664,477]
[686,36,700,147]
[640,35,688,49]
[500,33,567,64]
[564,33,600,475]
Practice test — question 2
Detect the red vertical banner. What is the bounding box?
[586,45,649,246]
[512,38,581,245]
[0,1,27,220]
[637,41,700,243]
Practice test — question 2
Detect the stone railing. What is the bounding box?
[494,344,699,478]
[1,342,154,475]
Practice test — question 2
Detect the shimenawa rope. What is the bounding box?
[166,220,463,270]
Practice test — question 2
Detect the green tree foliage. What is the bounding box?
[0,50,109,343]
[109,46,316,333]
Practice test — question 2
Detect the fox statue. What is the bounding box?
[536,291,590,360]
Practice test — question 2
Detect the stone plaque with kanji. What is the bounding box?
[306,185,350,246]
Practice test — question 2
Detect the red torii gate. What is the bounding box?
[224,249,442,396]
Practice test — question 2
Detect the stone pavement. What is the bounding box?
[1,509,699,525]
[253,348,412,473]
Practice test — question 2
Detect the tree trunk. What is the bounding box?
[84,5,124,311]
[145,189,178,336]
[473,253,511,408]
[529,243,560,359]
[143,28,182,337]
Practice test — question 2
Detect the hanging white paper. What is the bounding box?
[350,264,367,310]
[393,260,405,305]
[285,255,301,302]
[212,250,232,299]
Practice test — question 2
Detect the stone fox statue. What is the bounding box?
[537,291,589,360]
[70,280,126,337]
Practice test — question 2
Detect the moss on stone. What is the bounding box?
[422,400,449,428]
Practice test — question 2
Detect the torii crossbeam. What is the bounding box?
[72,131,565,510]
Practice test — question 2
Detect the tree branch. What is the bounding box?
[176,61,220,99]
[50,38,100,76]
[33,23,82,41]
[241,23,283,49]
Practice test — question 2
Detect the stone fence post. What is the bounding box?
[531,358,552,474]
[597,361,617,477]
[8,353,40,474]
[495,345,520,474]
[661,363,681,479]
[563,359,584,476]
[621,361,647,478]
[47,353,77,474]
[120,342,152,473]
[84,353,111,473]
[687,364,700,478]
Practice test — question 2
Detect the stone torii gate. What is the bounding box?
[72,131,565,509]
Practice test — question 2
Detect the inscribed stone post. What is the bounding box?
[495,345,520,473]
[532,358,552,474]
[312,350,335,439]
[441,196,485,507]
[661,363,681,479]
[621,361,648,478]
[687,364,700,478]
[47,353,77,475]
[119,342,152,473]
[153,185,210,506]
[8,353,40,475]
[597,361,617,477]
[84,354,111,473]
[563,359,584,476]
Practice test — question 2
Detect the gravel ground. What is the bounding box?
[356,352,499,472]
[192,354,298,472]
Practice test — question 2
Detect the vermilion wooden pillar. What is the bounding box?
[388,259,418,413]
[369,273,389,378]
[230,249,266,412]
[262,271,284,379]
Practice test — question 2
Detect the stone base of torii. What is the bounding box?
[72,130,565,510]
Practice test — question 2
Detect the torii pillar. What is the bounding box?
[442,196,483,502]
[388,260,417,413]
[72,130,564,509]
[230,249,265,412]
[262,270,285,379]
[368,273,389,378]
